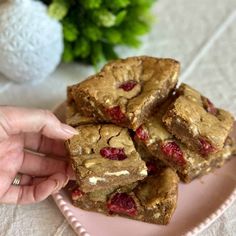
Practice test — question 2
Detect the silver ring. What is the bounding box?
[12,173,22,186]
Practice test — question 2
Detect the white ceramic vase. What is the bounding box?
[0,0,63,83]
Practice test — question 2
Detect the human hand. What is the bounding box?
[0,106,77,204]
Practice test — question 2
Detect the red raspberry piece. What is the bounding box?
[100,147,127,160]
[107,193,137,216]
[161,141,186,166]
[106,106,126,123]
[135,125,149,142]
[146,161,157,175]
[71,187,84,201]
[119,80,138,91]
[202,97,217,115]
[199,138,215,155]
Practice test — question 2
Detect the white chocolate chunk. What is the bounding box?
[89,177,106,185]
[153,212,161,219]
[104,170,129,176]
[140,169,148,176]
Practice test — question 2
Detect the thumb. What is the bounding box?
[0,106,77,141]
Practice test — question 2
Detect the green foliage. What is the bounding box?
[83,24,102,41]
[103,28,122,44]
[91,9,116,27]
[80,0,102,9]
[48,0,69,20]
[74,38,91,58]
[62,42,74,62]
[104,0,130,10]
[42,0,157,65]
[62,20,79,42]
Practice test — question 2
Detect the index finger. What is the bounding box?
[0,106,77,141]
[24,133,68,157]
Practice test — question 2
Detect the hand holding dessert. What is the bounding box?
[0,107,77,204]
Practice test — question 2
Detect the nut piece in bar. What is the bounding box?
[162,83,234,155]
[71,56,180,130]
[66,124,148,192]
[71,167,179,225]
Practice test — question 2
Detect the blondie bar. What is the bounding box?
[71,167,179,225]
[66,124,147,192]
[71,56,180,130]
[134,100,235,182]
[162,83,234,155]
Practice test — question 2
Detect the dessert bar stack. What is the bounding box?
[65,56,235,225]
[134,84,235,182]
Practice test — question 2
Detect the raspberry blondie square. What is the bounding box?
[66,124,147,192]
[71,56,180,130]
[71,167,179,225]
[134,100,235,182]
[162,83,234,155]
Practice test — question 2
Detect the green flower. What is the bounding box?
[92,9,116,27]
[63,20,79,42]
[80,0,102,9]
[83,24,102,41]
[48,0,69,20]
[42,0,157,66]
[74,38,91,58]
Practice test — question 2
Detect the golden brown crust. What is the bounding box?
[65,124,147,192]
[66,86,98,126]
[163,83,234,154]
[66,100,98,126]
[134,99,235,182]
[71,56,180,129]
[72,167,179,225]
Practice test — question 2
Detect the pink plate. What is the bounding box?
[52,102,236,236]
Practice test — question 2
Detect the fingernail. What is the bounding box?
[66,164,76,180]
[53,180,60,193]
[63,175,70,188]
[61,124,78,135]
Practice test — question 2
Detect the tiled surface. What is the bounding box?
[0,0,235,235]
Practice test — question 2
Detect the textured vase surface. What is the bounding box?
[0,0,63,82]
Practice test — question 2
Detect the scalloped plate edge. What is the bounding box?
[52,188,236,236]
[52,192,91,236]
